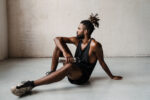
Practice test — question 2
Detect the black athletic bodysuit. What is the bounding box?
[68,38,97,85]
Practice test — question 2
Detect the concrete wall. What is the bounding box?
[0,0,8,60]
[7,0,150,57]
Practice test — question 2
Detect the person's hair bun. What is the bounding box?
[88,13,100,28]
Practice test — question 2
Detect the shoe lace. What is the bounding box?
[17,81,31,89]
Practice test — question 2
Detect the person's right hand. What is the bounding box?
[63,52,73,63]
[111,76,123,80]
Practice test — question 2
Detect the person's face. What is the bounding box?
[76,23,86,39]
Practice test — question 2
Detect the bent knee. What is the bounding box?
[64,63,76,70]
[64,63,73,68]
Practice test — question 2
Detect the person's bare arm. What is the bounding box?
[54,36,78,63]
[94,42,123,80]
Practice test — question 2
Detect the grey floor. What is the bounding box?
[0,57,150,100]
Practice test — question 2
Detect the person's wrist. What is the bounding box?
[51,70,55,72]
[63,51,67,56]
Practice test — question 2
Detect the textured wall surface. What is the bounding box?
[7,0,150,57]
[0,0,8,60]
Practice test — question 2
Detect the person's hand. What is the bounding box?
[63,52,73,63]
[111,75,123,80]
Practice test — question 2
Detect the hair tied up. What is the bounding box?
[88,13,100,28]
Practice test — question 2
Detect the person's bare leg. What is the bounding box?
[51,45,73,71]
[34,63,82,86]
[34,44,79,86]
[50,46,61,71]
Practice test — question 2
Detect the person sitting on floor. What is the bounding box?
[11,13,123,96]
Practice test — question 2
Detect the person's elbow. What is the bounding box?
[54,37,62,42]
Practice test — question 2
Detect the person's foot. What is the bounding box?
[11,81,35,96]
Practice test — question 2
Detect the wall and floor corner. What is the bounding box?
[0,0,8,60]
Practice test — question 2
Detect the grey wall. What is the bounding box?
[7,0,150,57]
[0,0,8,60]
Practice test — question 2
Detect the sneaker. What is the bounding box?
[11,81,35,96]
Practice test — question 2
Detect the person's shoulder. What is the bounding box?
[91,38,102,49]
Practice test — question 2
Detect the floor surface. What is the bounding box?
[0,57,150,100]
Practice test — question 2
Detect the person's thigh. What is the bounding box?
[66,63,83,80]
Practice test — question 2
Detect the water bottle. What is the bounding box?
[58,57,81,63]
[45,57,81,76]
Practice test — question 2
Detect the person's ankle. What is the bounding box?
[31,81,36,88]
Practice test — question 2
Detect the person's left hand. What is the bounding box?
[112,76,123,80]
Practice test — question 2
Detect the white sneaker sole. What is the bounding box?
[11,85,33,96]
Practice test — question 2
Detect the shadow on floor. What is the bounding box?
[19,76,107,98]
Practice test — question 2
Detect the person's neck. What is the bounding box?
[82,36,91,44]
